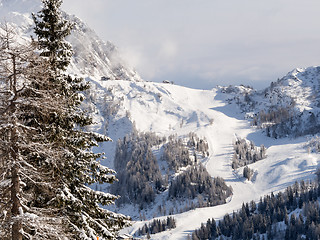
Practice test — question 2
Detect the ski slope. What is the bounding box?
[90,80,320,239]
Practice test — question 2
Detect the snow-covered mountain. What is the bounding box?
[85,74,320,239]
[66,14,142,82]
[260,66,320,112]
[218,66,320,113]
[218,66,320,138]
[3,1,320,239]
[246,66,320,114]
[0,0,142,83]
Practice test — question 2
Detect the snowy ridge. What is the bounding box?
[218,66,320,114]
[272,66,320,111]
[66,14,142,82]
[256,66,320,112]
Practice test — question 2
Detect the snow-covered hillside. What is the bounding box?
[90,80,318,239]
[218,66,320,113]
[219,67,320,138]
[3,1,320,239]
[249,66,320,113]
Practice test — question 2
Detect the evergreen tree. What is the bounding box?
[135,216,176,236]
[35,2,129,239]
[32,0,73,72]
[243,166,254,180]
[3,1,129,238]
[0,23,70,240]
[0,19,129,238]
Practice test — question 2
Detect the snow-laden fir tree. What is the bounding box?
[0,23,70,240]
[0,0,129,239]
[32,0,130,238]
[32,0,73,72]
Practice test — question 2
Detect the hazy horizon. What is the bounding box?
[62,0,320,90]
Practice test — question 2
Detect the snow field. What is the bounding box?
[95,80,320,239]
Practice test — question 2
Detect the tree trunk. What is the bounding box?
[10,54,22,240]
[11,123,22,240]
[11,163,22,240]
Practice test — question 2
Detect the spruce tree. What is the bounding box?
[0,23,69,240]
[32,1,130,239]
[32,0,73,72]
[0,1,129,238]
[0,21,128,239]
[4,0,130,239]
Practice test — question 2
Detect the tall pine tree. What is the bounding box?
[32,0,130,239]
[32,0,72,72]
[0,1,128,239]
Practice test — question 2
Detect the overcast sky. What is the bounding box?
[62,0,320,90]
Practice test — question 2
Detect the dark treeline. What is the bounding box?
[192,179,320,240]
[162,134,193,171]
[162,133,209,172]
[111,129,167,208]
[252,107,293,128]
[187,132,209,157]
[111,130,232,213]
[135,216,176,237]
[265,110,320,139]
[169,164,232,207]
[232,137,266,169]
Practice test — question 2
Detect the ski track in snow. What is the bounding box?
[102,81,320,240]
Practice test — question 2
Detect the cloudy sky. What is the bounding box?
[62,0,320,90]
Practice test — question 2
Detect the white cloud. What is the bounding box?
[158,39,178,60]
[62,0,320,89]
